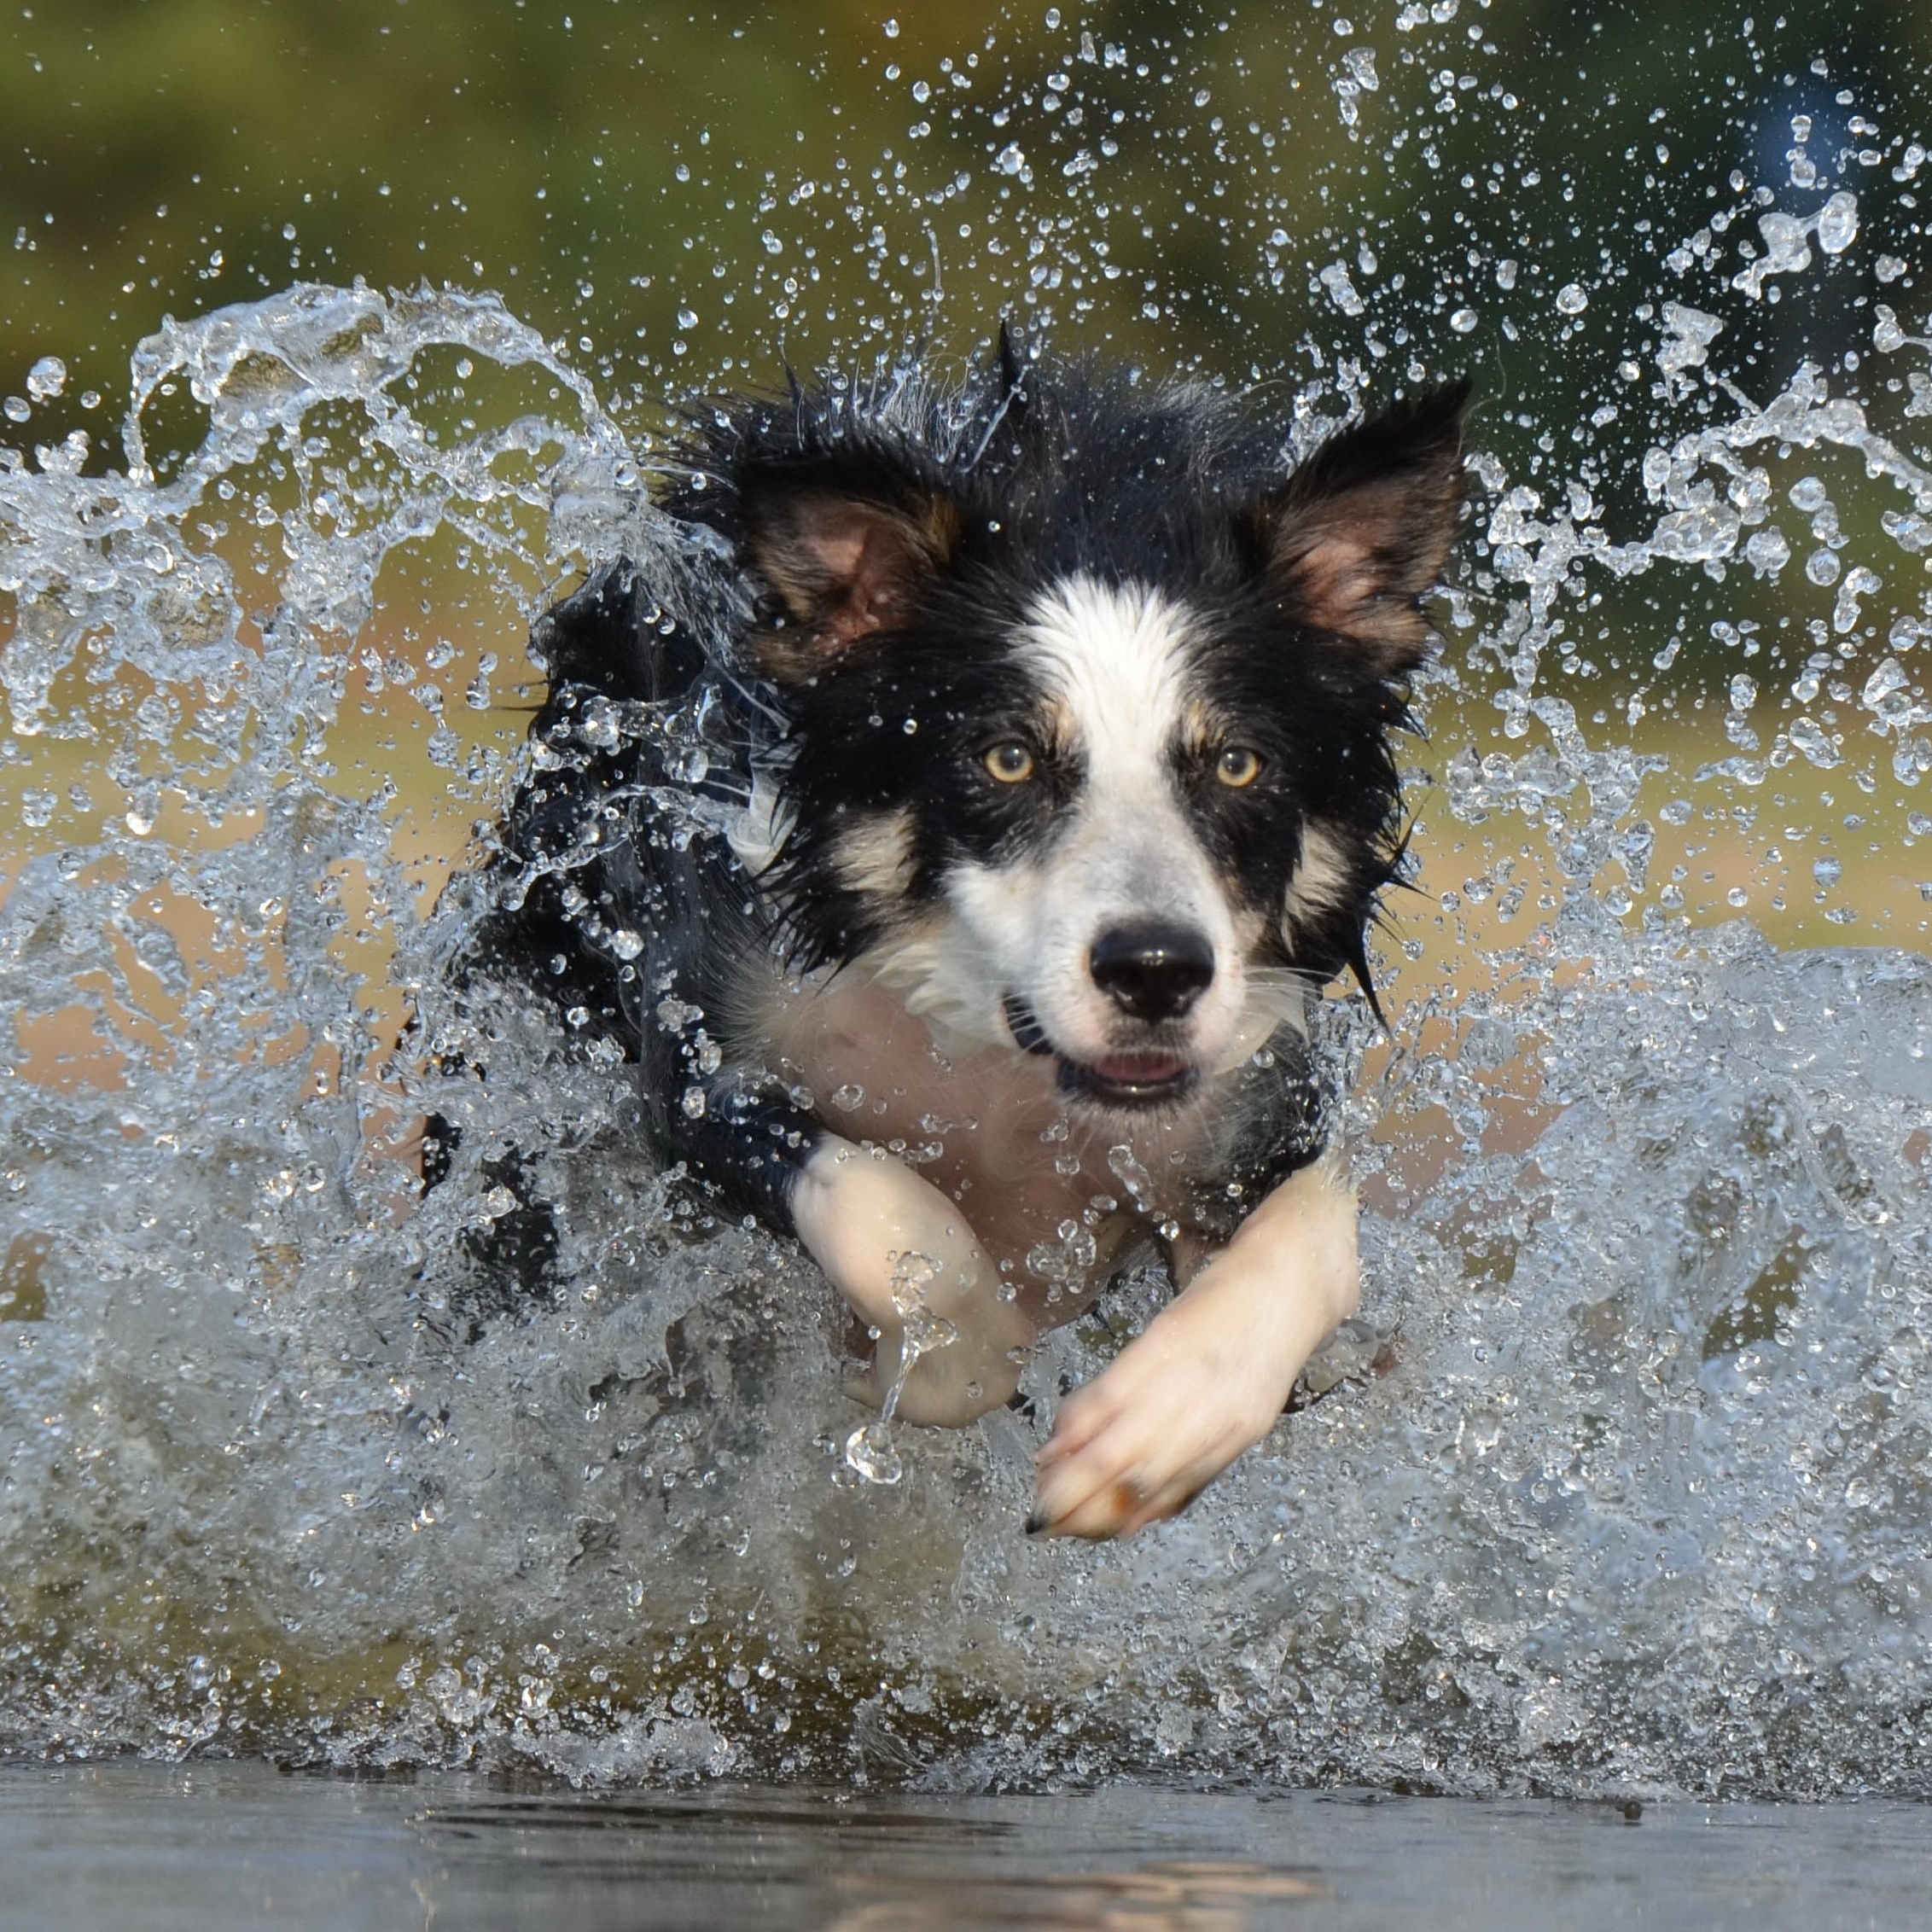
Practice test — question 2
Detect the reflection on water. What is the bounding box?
[432,1790,1330,1930]
[9,1761,1932,1932]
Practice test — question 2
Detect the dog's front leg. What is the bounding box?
[790,1134,1034,1427]
[1029,1154,1359,1539]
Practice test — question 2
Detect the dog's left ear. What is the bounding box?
[1258,379,1470,675]
[740,480,961,682]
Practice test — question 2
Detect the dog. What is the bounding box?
[454,335,1467,1539]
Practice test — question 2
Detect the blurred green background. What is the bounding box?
[4,1,1924,447]
[5,0,1932,982]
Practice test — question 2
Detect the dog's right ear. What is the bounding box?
[740,480,961,682]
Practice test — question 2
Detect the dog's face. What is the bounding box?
[684,360,1466,1119]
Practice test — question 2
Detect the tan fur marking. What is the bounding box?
[834,807,917,900]
[1282,820,1355,944]
[1179,696,1219,754]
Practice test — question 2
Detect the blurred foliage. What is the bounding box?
[3,0,1926,427]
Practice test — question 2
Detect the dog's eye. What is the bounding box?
[1215,745,1264,789]
[983,742,1036,783]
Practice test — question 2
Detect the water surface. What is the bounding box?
[9,1761,1932,1932]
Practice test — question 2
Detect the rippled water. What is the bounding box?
[10,1761,1932,1932]
[6,12,1932,1800]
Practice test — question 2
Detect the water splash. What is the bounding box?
[845,1250,957,1487]
[7,18,1932,1798]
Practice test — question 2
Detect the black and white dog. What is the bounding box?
[461,337,1466,1539]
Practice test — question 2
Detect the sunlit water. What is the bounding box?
[7,12,1932,1806]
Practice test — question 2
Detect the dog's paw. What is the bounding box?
[1028,1336,1283,1539]
[1027,1158,1360,1537]
[794,1137,1033,1426]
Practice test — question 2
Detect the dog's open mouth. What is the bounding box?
[1059,1051,1198,1107]
[1004,996,1200,1109]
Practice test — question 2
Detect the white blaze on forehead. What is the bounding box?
[1017,575,1196,791]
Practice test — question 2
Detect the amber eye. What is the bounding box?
[983,741,1036,783]
[1215,745,1264,789]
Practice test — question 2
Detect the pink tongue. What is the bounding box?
[1091,1054,1187,1086]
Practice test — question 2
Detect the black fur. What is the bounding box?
[453,343,1467,1266]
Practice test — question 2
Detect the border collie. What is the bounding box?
[459,336,1467,1539]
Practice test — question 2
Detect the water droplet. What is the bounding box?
[1106,1143,1154,1208]
[576,696,622,749]
[1450,307,1479,334]
[1656,302,1724,376]
[1788,716,1842,769]
[24,355,66,403]
[844,1422,903,1482]
[1555,282,1589,314]
[996,143,1027,176]
[1863,659,1909,710]
[1816,189,1859,255]
[1318,262,1365,316]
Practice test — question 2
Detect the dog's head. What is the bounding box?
[669,348,1467,1117]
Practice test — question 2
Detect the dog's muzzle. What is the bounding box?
[1004,992,1201,1109]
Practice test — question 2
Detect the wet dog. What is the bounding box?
[458,338,1467,1539]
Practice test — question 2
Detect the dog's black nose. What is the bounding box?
[1089,923,1215,1021]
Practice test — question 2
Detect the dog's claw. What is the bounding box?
[1024,1508,1048,1535]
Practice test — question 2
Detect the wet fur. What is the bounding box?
[451,340,1467,1530]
